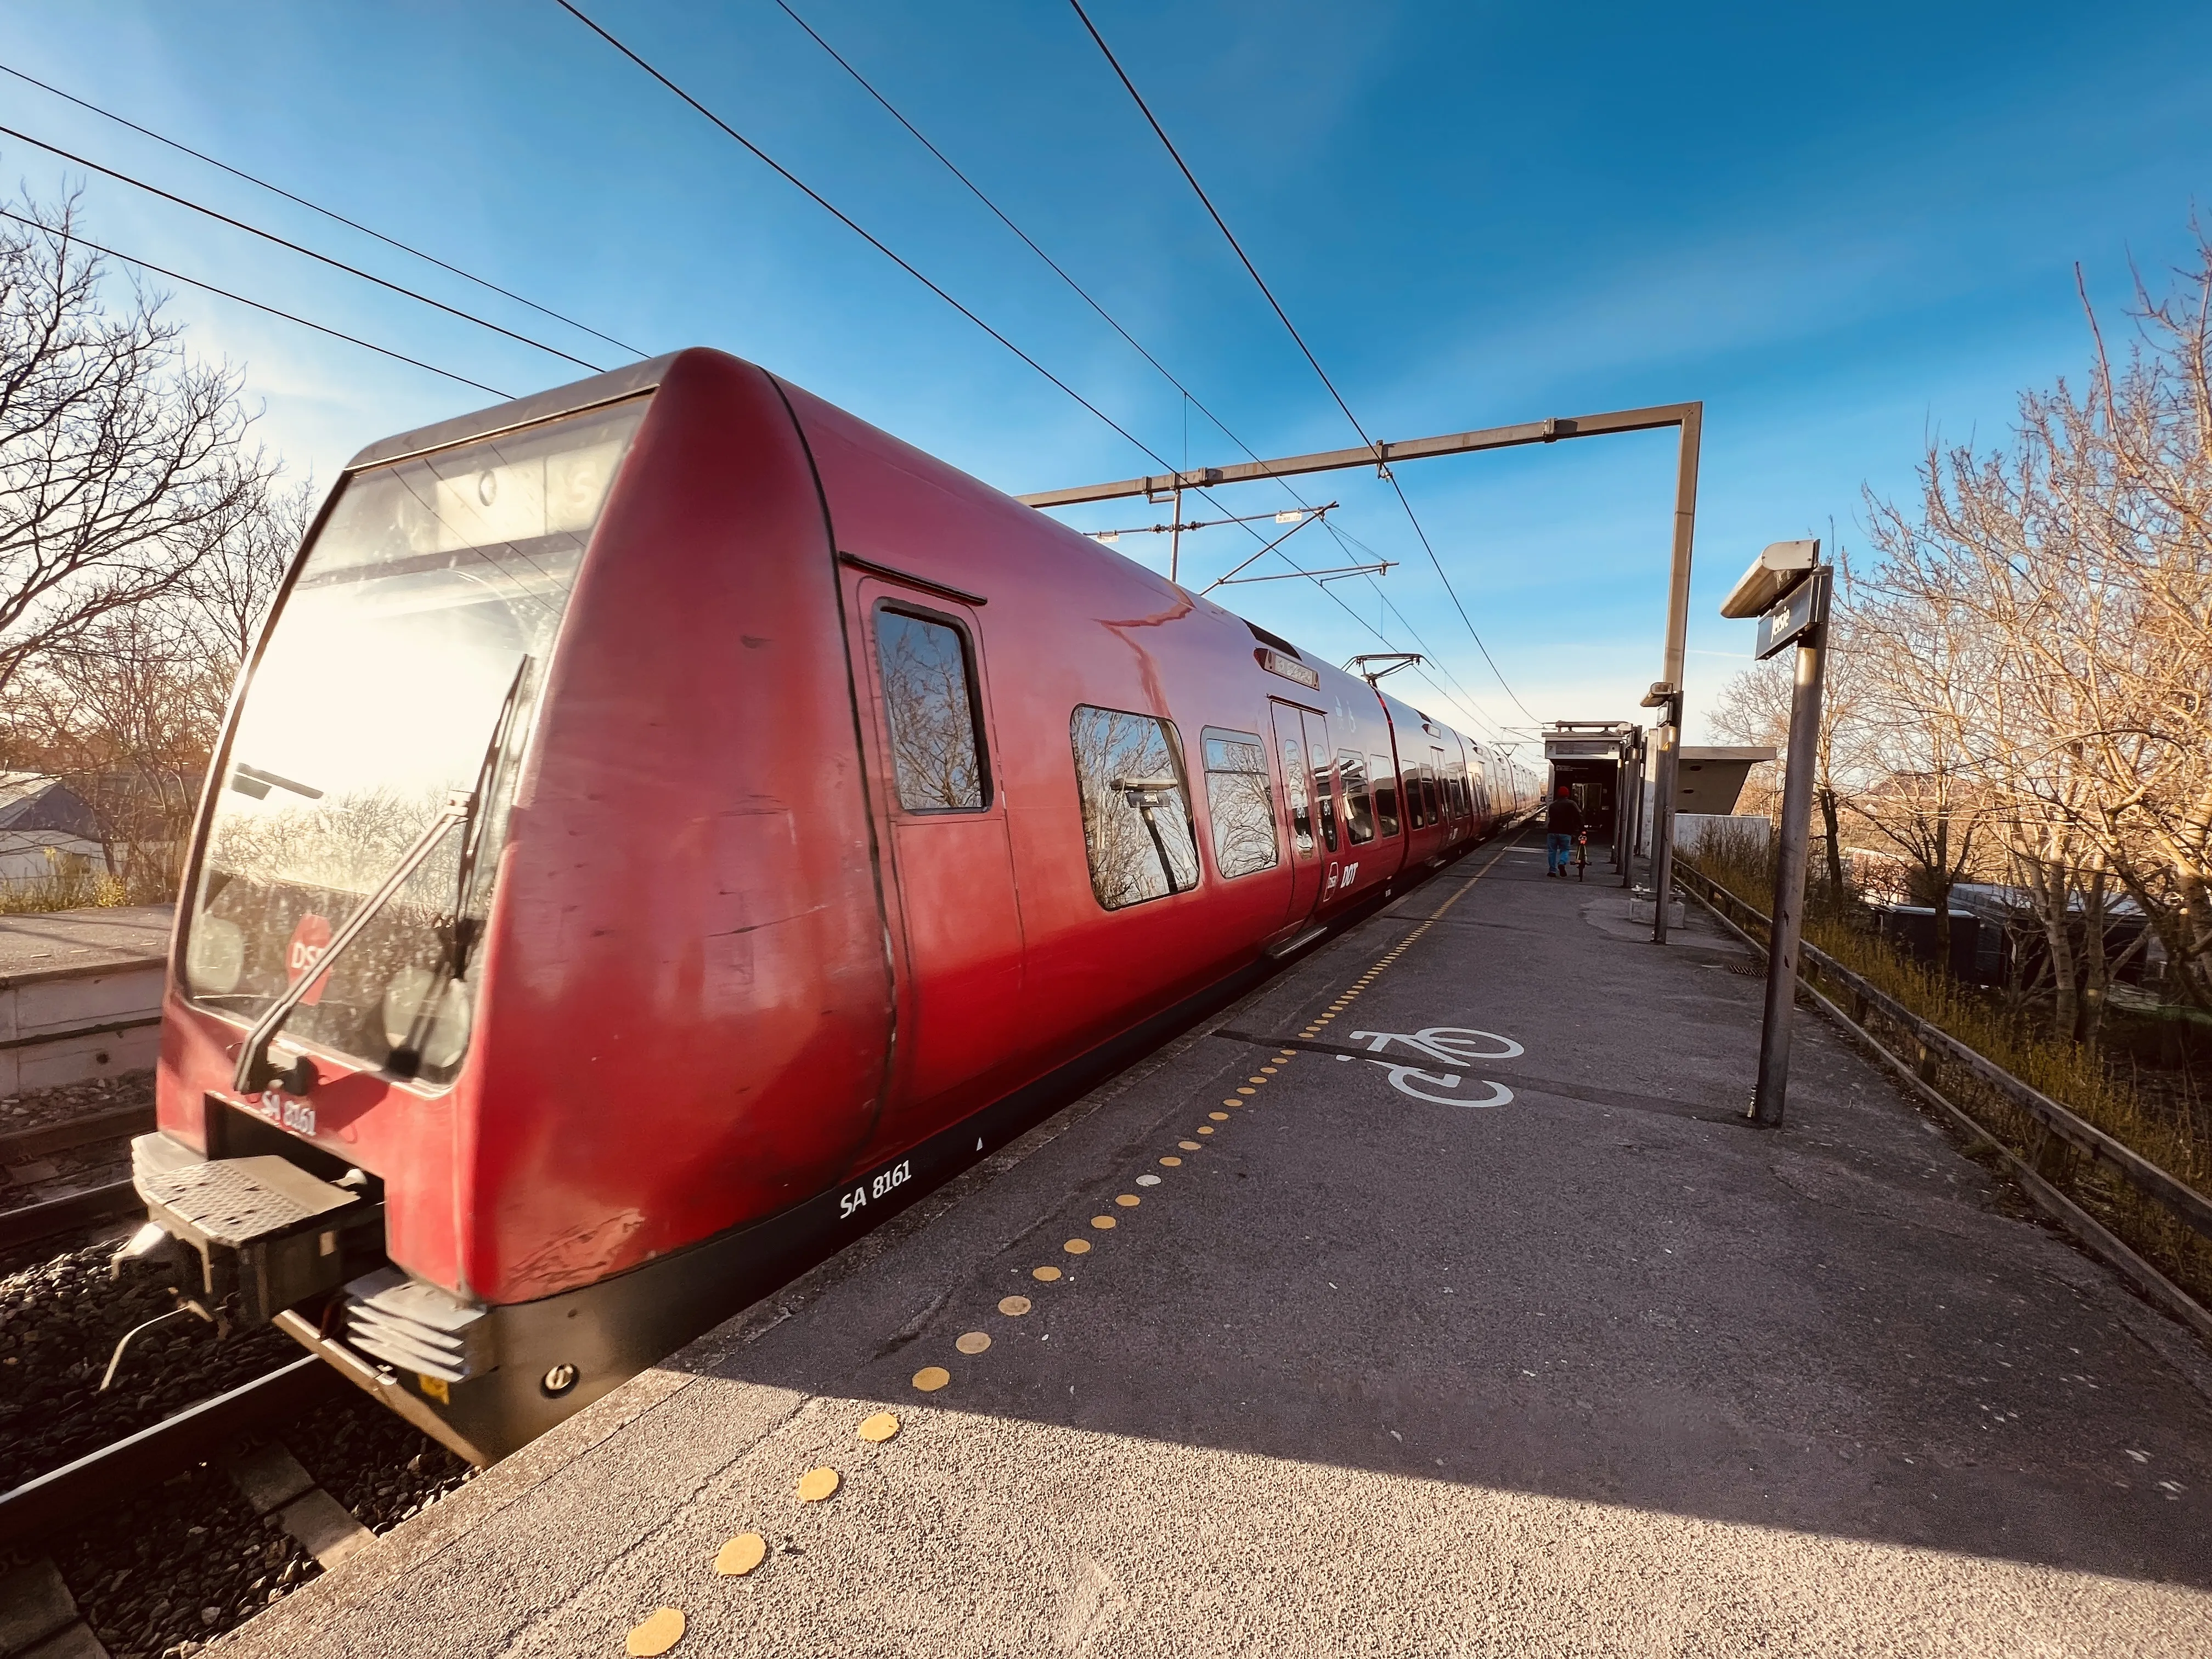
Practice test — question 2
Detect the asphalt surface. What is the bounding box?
[223,834,2212,1657]
[0,902,171,975]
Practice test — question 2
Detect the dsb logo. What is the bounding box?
[285,913,333,1006]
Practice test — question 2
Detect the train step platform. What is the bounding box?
[226,836,2212,1658]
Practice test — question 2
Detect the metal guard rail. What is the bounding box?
[1673,861,2212,1246]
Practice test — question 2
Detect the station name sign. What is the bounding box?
[1756,567,1829,660]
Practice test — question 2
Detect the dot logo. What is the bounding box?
[285,913,332,1006]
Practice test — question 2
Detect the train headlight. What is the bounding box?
[186,917,245,993]
[381,968,473,1071]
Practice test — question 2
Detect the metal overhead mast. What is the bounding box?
[1019,399,1704,945]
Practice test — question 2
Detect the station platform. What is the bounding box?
[226,834,2212,1657]
[0,904,170,978]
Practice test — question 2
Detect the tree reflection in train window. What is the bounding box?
[1311,742,1338,853]
[1070,704,1200,909]
[1201,727,1279,878]
[1336,750,1375,844]
[1280,731,1314,857]
[1370,753,1401,837]
[876,607,987,812]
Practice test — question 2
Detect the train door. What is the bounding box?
[1268,701,1327,924]
[851,579,1025,1145]
[1303,709,1345,898]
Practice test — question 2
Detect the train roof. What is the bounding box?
[344,352,681,472]
[343,351,1492,770]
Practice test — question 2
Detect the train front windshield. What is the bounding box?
[180,398,647,1087]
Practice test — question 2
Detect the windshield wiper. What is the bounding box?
[232,791,472,1097]
[384,656,533,1078]
[448,657,529,978]
[230,656,534,1096]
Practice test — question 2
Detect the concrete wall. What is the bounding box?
[0,960,164,1093]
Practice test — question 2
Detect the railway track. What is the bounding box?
[0,1354,343,1549]
[0,1178,140,1251]
[0,1342,467,1656]
[0,1099,153,1254]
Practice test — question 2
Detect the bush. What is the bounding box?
[0,866,170,915]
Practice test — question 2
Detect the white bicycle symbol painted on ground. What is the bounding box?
[1338,1025,1525,1108]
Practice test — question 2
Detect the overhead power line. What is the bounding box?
[1063,0,1538,727]
[764,0,1486,715]
[561,0,1311,541]
[1320,518,1509,738]
[552,0,1179,474]
[0,206,510,398]
[0,122,605,373]
[560,1,1477,723]
[0,61,644,358]
[766,0,1276,486]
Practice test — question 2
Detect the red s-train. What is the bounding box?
[126,348,1537,1462]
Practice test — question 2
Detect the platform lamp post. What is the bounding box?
[1719,538,1830,1126]
[1639,681,1683,943]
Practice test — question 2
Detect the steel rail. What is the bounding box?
[0,1104,155,1165]
[0,1356,345,1548]
[0,1180,139,1250]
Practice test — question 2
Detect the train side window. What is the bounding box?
[1280,732,1314,857]
[1201,727,1279,878]
[1070,705,1201,909]
[1336,750,1375,844]
[875,606,988,812]
[1312,749,1339,853]
[1370,753,1401,837]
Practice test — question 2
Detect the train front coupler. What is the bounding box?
[121,1130,387,1341]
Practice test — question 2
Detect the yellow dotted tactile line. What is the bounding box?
[617,843,1536,1651]
[1295,837,1518,1039]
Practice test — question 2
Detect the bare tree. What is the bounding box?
[0,190,270,697]
[1860,227,2212,1015]
[177,475,311,735]
[9,602,211,888]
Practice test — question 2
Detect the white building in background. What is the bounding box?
[0,773,105,890]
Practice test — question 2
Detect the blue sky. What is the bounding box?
[3,1,2208,747]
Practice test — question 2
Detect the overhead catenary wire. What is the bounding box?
[617,5,1318,556]
[766,0,1298,501]
[0,122,606,373]
[0,61,645,358]
[552,0,1180,475]
[1260,528,1500,740]
[560,2,1487,736]
[1321,518,1511,739]
[1063,0,1539,727]
[764,0,1496,725]
[0,206,511,398]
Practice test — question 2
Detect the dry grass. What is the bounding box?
[1683,837,2212,1309]
[0,868,168,915]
